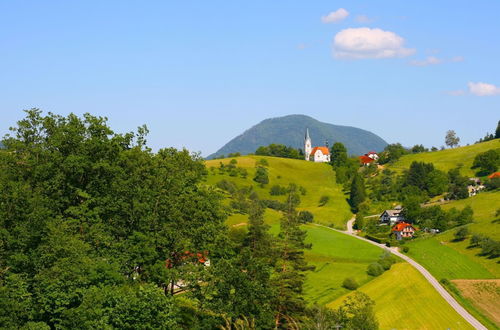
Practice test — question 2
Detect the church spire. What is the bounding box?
[305,128,310,141]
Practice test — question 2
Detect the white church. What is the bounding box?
[304,129,331,163]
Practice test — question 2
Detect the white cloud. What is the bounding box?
[321,8,349,23]
[409,56,442,66]
[333,27,415,59]
[468,82,500,96]
[355,15,373,23]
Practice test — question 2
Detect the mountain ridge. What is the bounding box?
[208,114,388,158]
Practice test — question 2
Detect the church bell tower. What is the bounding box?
[304,128,312,161]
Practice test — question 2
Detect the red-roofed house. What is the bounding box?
[366,151,379,160]
[488,172,500,179]
[392,222,416,240]
[359,155,375,166]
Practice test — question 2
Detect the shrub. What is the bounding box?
[453,227,469,241]
[319,195,330,207]
[342,277,359,290]
[299,186,307,196]
[402,246,409,253]
[367,263,384,277]
[216,179,237,194]
[257,159,269,167]
[253,167,269,185]
[298,211,314,223]
[270,185,287,196]
[378,253,396,270]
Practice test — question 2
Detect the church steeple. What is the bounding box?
[304,128,312,161]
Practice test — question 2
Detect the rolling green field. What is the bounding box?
[302,224,384,305]
[407,190,500,280]
[389,139,500,177]
[328,263,474,330]
[205,156,352,228]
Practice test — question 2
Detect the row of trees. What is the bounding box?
[255,144,303,159]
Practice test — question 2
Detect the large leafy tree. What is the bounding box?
[0,109,228,328]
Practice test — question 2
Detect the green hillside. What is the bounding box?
[328,263,474,330]
[389,139,500,177]
[303,224,383,305]
[208,114,388,158]
[407,190,500,279]
[205,155,352,228]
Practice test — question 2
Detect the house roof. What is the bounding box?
[383,209,402,217]
[488,172,500,179]
[367,151,378,155]
[392,222,415,232]
[310,146,330,156]
[359,155,375,164]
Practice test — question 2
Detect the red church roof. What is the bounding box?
[392,222,415,232]
[488,172,500,179]
[359,155,375,164]
[310,146,330,156]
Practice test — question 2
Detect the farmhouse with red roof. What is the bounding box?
[359,155,375,166]
[392,222,416,240]
[304,129,331,163]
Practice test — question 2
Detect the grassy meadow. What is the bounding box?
[328,263,474,330]
[205,156,352,228]
[389,139,500,177]
[406,190,500,279]
[302,224,384,305]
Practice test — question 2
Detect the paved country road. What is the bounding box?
[312,219,488,330]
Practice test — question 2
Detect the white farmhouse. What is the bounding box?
[379,206,405,225]
[304,129,331,163]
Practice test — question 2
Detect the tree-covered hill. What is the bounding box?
[208,114,388,159]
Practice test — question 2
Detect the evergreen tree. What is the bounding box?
[330,142,348,168]
[349,173,366,213]
[496,120,500,139]
[272,186,314,328]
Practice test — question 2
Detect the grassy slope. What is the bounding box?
[302,225,382,305]
[389,139,500,177]
[406,190,500,279]
[205,156,352,228]
[328,263,474,330]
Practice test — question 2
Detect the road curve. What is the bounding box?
[312,221,487,330]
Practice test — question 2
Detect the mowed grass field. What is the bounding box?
[302,224,384,305]
[328,263,474,330]
[389,139,500,177]
[406,190,500,279]
[205,156,352,228]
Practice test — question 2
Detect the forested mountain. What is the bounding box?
[208,114,388,158]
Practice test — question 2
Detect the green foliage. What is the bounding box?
[366,263,384,277]
[378,143,408,164]
[472,148,500,175]
[453,227,469,241]
[298,210,314,223]
[318,195,330,207]
[0,110,231,328]
[336,291,378,330]
[403,161,448,198]
[496,120,500,139]
[402,246,409,253]
[445,130,460,148]
[330,142,348,167]
[349,173,366,212]
[253,166,269,186]
[270,184,288,196]
[255,143,302,159]
[411,144,428,153]
[342,277,359,290]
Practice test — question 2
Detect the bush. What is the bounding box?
[298,211,314,223]
[319,195,330,207]
[453,227,469,241]
[342,277,359,290]
[216,179,237,194]
[367,263,384,277]
[402,246,409,253]
[253,166,269,186]
[378,253,396,270]
[257,159,269,167]
[270,185,287,196]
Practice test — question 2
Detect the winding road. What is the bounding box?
[312,218,487,330]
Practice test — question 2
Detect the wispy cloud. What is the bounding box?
[355,15,374,23]
[333,27,415,59]
[321,8,349,23]
[409,56,442,66]
[468,82,500,96]
[451,56,464,62]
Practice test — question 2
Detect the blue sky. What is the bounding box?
[1,1,499,155]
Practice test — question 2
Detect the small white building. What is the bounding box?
[366,151,379,160]
[304,129,331,163]
[379,206,405,225]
